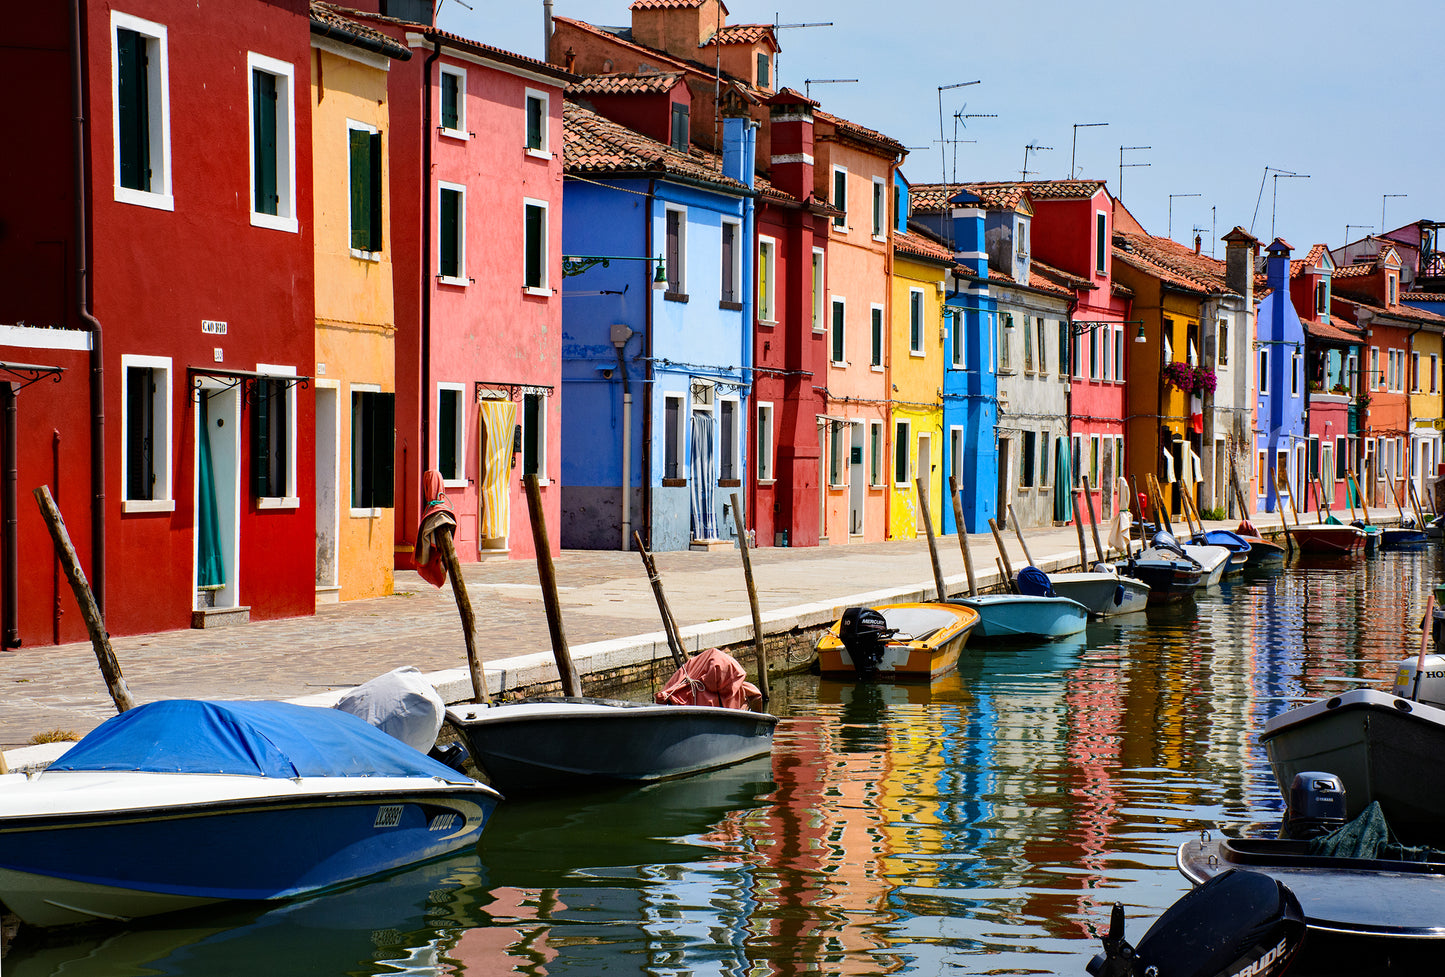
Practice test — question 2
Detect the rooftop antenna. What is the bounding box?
[1118,145,1150,201]
[1168,193,1200,240]
[1070,122,1107,178]
[772,13,832,89]
[950,107,994,183]
[937,81,981,197]
[1192,223,1209,254]
[1249,166,1299,236]
[1382,194,1408,236]
[1345,223,1374,246]
[1021,142,1052,181]
[1270,171,1310,240]
[804,78,856,100]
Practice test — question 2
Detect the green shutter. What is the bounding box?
[523,394,540,475]
[441,72,459,130]
[116,29,150,192]
[251,380,272,497]
[372,393,395,508]
[252,70,278,215]
[369,133,383,251]
[438,390,457,479]
[832,303,844,363]
[349,129,370,250]
[439,189,458,279]
[125,366,152,500]
[525,204,543,289]
[526,96,543,150]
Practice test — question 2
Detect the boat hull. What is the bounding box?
[1290,525,1365,554]
[815,602,979,680]
[1120,558,1200,602]
[951,595,1088,639]
[1047,573,1128,615]
[1260,688,1445,837]
[445,699,777,796]
[1380,527,1428,549]
[0,775,497,927]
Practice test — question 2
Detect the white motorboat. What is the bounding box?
[1137,531,1230,587]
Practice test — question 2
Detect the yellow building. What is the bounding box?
[310,14,408,601]
[887,228,952,539]
[1409,321,1445,503]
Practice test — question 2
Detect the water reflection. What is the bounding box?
[5,547,1437,975]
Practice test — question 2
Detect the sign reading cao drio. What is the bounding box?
[202,320,227,335]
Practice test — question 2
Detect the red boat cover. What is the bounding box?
[655,648,761,710]
[414,470,457,588]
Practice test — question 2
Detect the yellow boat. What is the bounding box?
[815,603,980,681]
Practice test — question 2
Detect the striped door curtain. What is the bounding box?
[690,412,718,540]
[478,399,517,540]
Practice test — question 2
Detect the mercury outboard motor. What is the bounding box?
[1282,771,1347,840]
[838,607,895,678]
[1087,870,1304,977]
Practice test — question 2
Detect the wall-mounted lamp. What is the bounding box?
[1135,323,1147,343]
[562,253,669,292]
[652,259,667,291]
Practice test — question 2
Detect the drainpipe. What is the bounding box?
[542,0,553,58]
[53,430,62,645]
[738,123,757,539]
[642,179,657,547]
[2,383,16,648]
[613,325,633,550]
[420,38,443,500]
[72,0,106,616]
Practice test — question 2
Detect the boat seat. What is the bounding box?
[877,607,957,644]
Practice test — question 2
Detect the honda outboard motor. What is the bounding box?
[1087,870,1304,977]
[838,607,894,678]
[1282,771,1347,840]
[1392,653,1445,709]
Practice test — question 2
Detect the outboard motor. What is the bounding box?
[838,607,895,679]
[1282,771,1347,840]
[1087,870,1304,977]
[1392,653,1445,708]
[1151,531,1202,568]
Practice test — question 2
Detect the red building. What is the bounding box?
[343,8,574,563]
[0,1,320,647]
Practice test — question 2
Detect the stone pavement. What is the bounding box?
[0,517,1275,753]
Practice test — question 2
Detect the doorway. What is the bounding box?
[194,383,240,611]
[996,436,1010,523]
[315,384,340,601]
[848,421,865,536]
[916,433,931,534]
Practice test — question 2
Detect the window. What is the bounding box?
[251,371,296,501]
[869,420,884,487]
[1315,281,1328,315]
[524,199,548,293]
[248,54,296,232]
[952,311,966,369]
[1218,320,1229,367]
[1336,436,1348,479]
[1040,434,1051,487]
[664,395,684,480]
[1088,327,1099,380]
[1432,355,1439,394]
[670,102,689,151]
[909,288,925,354]
[438,183,465,283]
[349,122,382,254]
[437,383,466,485]
[664,206,686,297]
[871,306,884,367]
[832,166,848,228]
[112,12,172,209]
[439,65,466,136]
[122,355,172,509]
[1095,212,1107,274]
[1071,433,1083,488]
[828,420,844,486]
[1021,429,1036,487]
[1058,321,1069,377]
[1348,353,1359,394]
[872,178,887,238]
[520,392,547,479]
[1388,273,1398,306]
[756,52,771,89]
[351,389,395,509]
[999,313,1013,371]
[1256,450,1267,493]
[1037,317,1048,375]
[1259,348,1270,395]
[1100,326,1112,381]
[757,402,774,481]
[525,89,549,155]
[719,399,739,482]
[1369,347,1380,390]
[894,420,910,486]
[1023,314,1034,372]
[721,220,741,306]
[1322,442,1335,491]
[829,298,847,364]
[1291,353,1300,396]
[1091,435,1101,487]
[1017,218,1030,259]
[755,235,775,319]
[1412,352,1421,392]
[1114,325,1124,380]
[1072,323,1084,378]
[811,248,825,331]
[950,428,965,492]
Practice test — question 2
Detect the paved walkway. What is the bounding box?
[0,517,1285,753]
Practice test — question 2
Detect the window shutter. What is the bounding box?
[349,129,370,251]
[125,367,152,500]
[368,132,383,251]
[371,393,395,508]
[666,211,681,290]
[116,30,150,192]
[721,224,735,302]
[525,205,543,288]
[441,73,459,131]
[439,190,458,278]
[526,96,543,150]
[252,70,278,215]
[251,380,272,497]
[523,394,541,475]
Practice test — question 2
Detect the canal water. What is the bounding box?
[5,546,1439,976]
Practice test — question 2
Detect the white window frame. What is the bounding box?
[756,234,777,323]
[436,381,467,488]
[756,401,775,483]
[111,10,173,211]
[663,394,686,483]
[1217,319,1229,368]
[831,165,849,230]
[520,391,550,484]
[1412,351,1421,393]
[950,426,965,490]
[1071,433,1084,489]
[254,363,299,508]
[872,176,887,240]
[246,53,297,233]
[121,353,174,512]
[523,197,549,295]
[1432,354,1439,394]
[1113,325,1124,381]
[868,419,885,488]
[894,419,912,487]
[349,382,387,517]
[951,310,967,369]
[1095,211,1107,274]
[722,217,743,308]
[908,287,926,356]
[811,247,826,332]
[663,204,687,296]
[1291,352,1301,397]
[347,119,381,261]
[437,181,467,286]
[1259,348,1270,395]
[1099,325,1111,381]
[870,303,885,371]
[438,64,468,140]
[830,296,847,366]
[1022,314,1034,373]
[718,396,740,483]
[524,88,551,159]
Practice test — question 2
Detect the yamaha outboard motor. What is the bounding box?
[1087,870,1304,977]
[1151,531,1202,568]
[1281,771,1347,840]
[838,607,894,678]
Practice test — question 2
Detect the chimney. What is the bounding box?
[1194,234,1202,256]
[1222,226,1258,302]
[765,89,814,202]
[1265,238,1293,295]
[950,192,987,280]
[722,116,756,189]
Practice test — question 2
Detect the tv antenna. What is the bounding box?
[936,81,981,194]
[1021,142,1052,181]
[1345,223,1374,245]
[1118,145,1150,201]
[804,78,856,100]
[1070,122,1107,178]
[1382,194,1407,235]
[771,14,832,87]
[1167,193,1200,240]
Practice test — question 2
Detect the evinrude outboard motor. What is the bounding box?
[838,607,895,678]
[1282,771,1347,840]
[1087,870,1304,977]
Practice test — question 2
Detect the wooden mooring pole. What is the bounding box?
[917,479,948,601]
[1006,504,1035,568]
[987,518,1016,590]
[633,532,687,670]
[525,474,583,697]
[949,477,979,597]
[729,493,770,700]
[438,527,490,705]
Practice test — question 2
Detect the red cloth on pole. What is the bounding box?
[655,647,761,710]
[413,470,457,589]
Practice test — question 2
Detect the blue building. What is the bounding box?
[560,101,756,551]
[1254,239,1309,512]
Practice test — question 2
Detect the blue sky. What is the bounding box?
[439,0,1442,259]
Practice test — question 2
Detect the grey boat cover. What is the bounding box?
[1307,801,1445,863]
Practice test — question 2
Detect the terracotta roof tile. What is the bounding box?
[567,71,684,96]
[309,2,412,59]
[630,0,705,8]
[1031,258,1092,293]
[706,24,776,47]
[894,226,953,265]
[1303,317,1363,344]
[329,5,571,79]
[1403,291,1445,303]
[554,16,761,105]
[1112,281,1135,298]
[907,183,1029,215]
[1333,262,1374,279]
[1334,291,1445,326]
[1303,243,1328,267]
[563,99,747,192]
[1112,232,1232,296]
[813,109,906,156]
